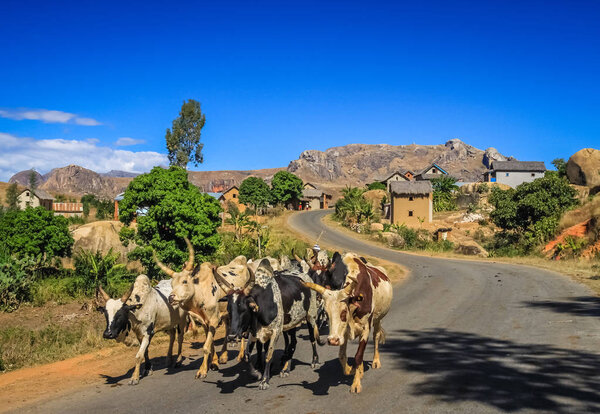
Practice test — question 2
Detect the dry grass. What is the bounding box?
[560,196,600,231]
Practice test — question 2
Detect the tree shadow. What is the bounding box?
[523,296,600,318]
[381,329,600,412]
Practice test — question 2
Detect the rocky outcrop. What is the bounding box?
[567,148,600,194]
[483,147,509,168]
[41,165,126,199]
[8,169,46,187]
[455,241,488,257]
[288,139,512,185]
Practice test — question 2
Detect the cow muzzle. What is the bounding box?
[103,330,115,340]
[327,336,340,346]
[168,294,178,305]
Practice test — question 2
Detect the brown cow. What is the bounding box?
[305,252,393,393]
[154,238,252,379]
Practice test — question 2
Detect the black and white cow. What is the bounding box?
[214,258,324,390]
[95,275,188,385]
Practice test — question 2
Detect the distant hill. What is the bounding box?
[7,139,513,199]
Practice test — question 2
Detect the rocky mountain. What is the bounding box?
[288,139,513,184]
[187,168,284,192]
[41,165,129,199]
[8,169,46,187]
[100,170,140,178]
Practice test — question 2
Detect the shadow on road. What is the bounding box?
[523,296,600,318]
[381,328,600,413]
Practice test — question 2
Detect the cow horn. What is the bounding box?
[212,266,234,292]
[304,282,327,296]
[96,285,110,304]
[243,265,256,295]
[153,250,176,277]
[184,237,195,271]
[293,253,303,263]
[343,276,357,295]
[121,283,135,303]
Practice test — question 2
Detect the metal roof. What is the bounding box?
[207,192,223,200]
[390,181,433,195]
[491,161,546,172]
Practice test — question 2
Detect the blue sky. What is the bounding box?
[0,0,598,180]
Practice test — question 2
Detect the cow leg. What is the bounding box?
[306,317,321,368]
[144,340,153,377]
[196,325,216,379]
[259,339,274,390]
[338,340,352,376]
[175,322,185,366]
[236,337,246,362]
[372,319,384,369]
[280,328,297,377]
[129,334,151,385]
[350,329,370,394]
[245,338,262,380]
[166,328,175,367]
[219,315,230,364]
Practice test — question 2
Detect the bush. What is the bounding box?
[73,248,135,296]
[0,253,36,311]
[335,187,374,225]
[432,176,459,212]
[367,182,387,191]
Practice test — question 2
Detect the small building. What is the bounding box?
[390,181,433,225]
[16,188,54,210]
[219,186,246,212]
[299,187,332,210]
[53,202,84,217]
[414,163,449,181]
[303,182,317,190]
[484,161,546,188]
[378,171,410,192]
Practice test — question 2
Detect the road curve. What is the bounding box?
[20,211,600,414]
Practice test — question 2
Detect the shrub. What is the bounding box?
[367,182,387,191]
[73,249,135,296]
[0,253,36,311]
[432,176,459,212]
[335,187,374,225]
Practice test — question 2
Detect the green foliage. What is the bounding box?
[0,207,73,260]
[28,171,38,200]
[225,203,252,241]
[476,183,489,194]
[239,176,271,213]
[367,181,387,191]
[334,187,374,225]
[5,183,19,210]
[431,176,458,212]
[118,166,221,277]
[0,252,36,311]
[271,171,303,206]
[385,224,453,251]
[166,99,206,168]
[81,194,114,220]
[72,248,134,296]
[552,158,568,178]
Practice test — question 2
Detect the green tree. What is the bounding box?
[334,187,374,225]
[0,207,73,259]
[489,173,578,247]
[165,99,206,168]
[552,158,567,178]
[118,166,221,277]
[367,181,387,191]
[239,176,271,214]
[431,176,459,212]
[5,183,19,210]
[28,170,38,203]
[271,171,303,207]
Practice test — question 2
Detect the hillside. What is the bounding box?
[7,139,512,198]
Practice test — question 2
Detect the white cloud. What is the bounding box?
[0,133,168,181]
[115,137,145,146]
[0,108,101,126]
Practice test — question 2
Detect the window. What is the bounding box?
[432,168,437,173]
[409,196,414,201]
[232,194,237,198]
[26,191,30,197]
[531,173,535,177]
[408,210,413,217]
[506,173,509,177]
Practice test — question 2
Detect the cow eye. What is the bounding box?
[340,309,347,322]
[182,280,187,284]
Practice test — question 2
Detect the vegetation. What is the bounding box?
[81,194,114,220]
[367,181,387,191]
[239,176,271,214]
[72,248,134,296]
[431,176,458,212]
[5,183,19,210]
[488,173,578,255]
[166,99,206,168]
[334,187,374,225]
[271,171,303,207]
[552,158,567,178]
[118,166,221,277]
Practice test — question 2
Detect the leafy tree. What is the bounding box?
[5,183,19,210]
[239,176,271,214]
[552,158,567,178]
[431,176,459,212]
[118,166,221,277]
[28,170,38,202]
[0,207,73,259]
[271,171,303,207]
[334,187,374,225]
[489,174,578,250]
[367,181,387,191]
[165,99,206,168]
[81,194,114,220]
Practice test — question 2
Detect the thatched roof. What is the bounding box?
[490,161,546,172]
[21,188,54,201]
[390,181,432,195]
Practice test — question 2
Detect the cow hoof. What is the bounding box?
[195,372,207,379]
[279,371,290,378]
[372,360,381,369]
[128,378,140,386]
[350,383,362,394]
[258,381,270,390]
[219,353,229,364]
[311,361,321,369]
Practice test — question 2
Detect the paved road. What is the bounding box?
[21,211,600,413]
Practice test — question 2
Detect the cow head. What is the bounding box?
[153,237,196,307]
[95,284,141,341]
[213,260,266,342]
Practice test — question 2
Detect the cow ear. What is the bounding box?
[247,298,259,312]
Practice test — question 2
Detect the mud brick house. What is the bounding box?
[390,181,433,225]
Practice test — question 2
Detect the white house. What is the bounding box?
[16,188,54,210]
[484,161,546,187]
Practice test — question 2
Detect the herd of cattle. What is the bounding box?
[94,238,393,394]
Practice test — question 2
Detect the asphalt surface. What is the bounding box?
[20,210,600,414]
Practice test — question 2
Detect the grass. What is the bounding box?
[559,196,600,231]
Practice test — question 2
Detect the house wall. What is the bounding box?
[391,193,432,225]
[385,173,408,191]
[220,188,246,212]
[17,191,52,210]
[495,171,545,188]
[422,166,446,176]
